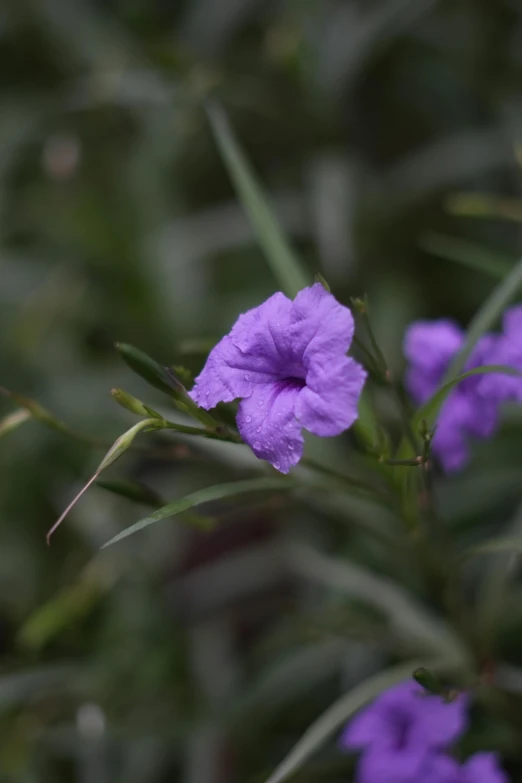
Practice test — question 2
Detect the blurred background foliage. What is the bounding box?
[3,0,522,780]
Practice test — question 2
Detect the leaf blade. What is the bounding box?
[101,477,296,548]
[446,256,522,379]
[206,102,309,297]
[264,659,458,783]
[420,232,514,279]
[413,364,520,431]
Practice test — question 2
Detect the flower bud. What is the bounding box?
[111,388,161,419]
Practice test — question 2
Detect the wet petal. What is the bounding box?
[295,355,367,437]
[189,333,281,409]
[236,381,303,473]
[288,283,355,366]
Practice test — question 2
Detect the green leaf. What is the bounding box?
[97,418,163,472]
[264,660,453,783]
[115,342,216,427]
[115,342,184,396]
[0,408,31,439]
[446,255,522,379]
[96,478,166,508]
[97,479,215,529]
[413,365,520,431]
[420,232,514,279]
[101,477,296,548]
[47,418,165,544]
[206,101,309,298]
[464,536,522,558]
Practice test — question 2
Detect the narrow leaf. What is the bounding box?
[115,343,184,396]
[446,255,522,379]
[101,477,296,548]
[47,418,164,543]
[420,233,514,279]
[465,536,522,558]
[0,408,31,438]
[264,660,447,783]
[116,342,217,427]
[445,192,522,224]
[207,101,309,297]
[96,479,166,508]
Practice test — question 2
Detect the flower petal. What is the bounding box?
[339,706,390,751]
[236,381,304,473]
[229,291,296,369]
[357,744,427,783]
[189,334,280,409]
[463,753,507,783]
[288,283,355,366]
[190,292,298,409]
[404,320,464,405]
[432,394,474,473]
[409,691,468,749]
[295,355,367,437]
[404,319,464,373]
[420,754,461,783]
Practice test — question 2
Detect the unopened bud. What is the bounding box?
[111,388,161,418]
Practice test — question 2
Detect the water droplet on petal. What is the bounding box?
[258,399,264,406]
[245,415,252,422]
[205,390,210,396]
[256,426,262,433]
[288,443,294,450]
[253,441,260,449]
[274,461,281,470]
[244,374,250,380]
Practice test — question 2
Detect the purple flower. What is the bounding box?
[404,318,512,472]
[421,752,508,783]
[189,284,367,472]
[340,680,468,783]
[477,306,522,404]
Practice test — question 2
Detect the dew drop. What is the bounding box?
[288,443,294,450]
[274,462,281,470]
[258,399,264,406]
[245,415,252,422]
[253,441,260,449]
[205,390,210,396]
[256,426,262,433]
[244,374,250,380]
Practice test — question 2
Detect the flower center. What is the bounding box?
[392,711,412,751]
[282,376,306,390]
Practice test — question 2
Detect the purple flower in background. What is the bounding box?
[404,314,522,472]
[477,306,522,404]
[421,752,508,783]
[340,680,468,783]
[190,283,367,473]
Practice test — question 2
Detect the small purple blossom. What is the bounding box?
[421,752,508,783]
[190,284,367,472]
[340,680,468,783]
[404,312,522,472]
